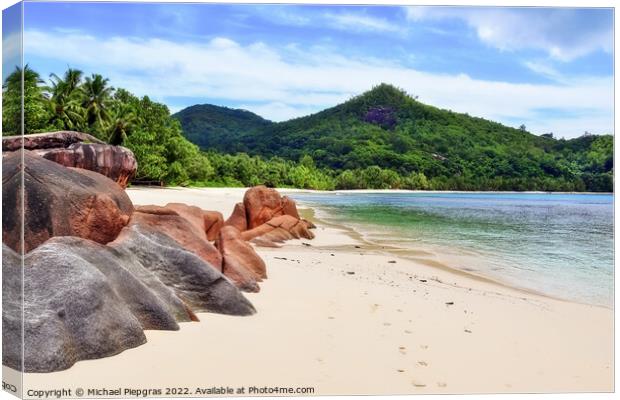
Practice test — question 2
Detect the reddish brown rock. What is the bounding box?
[165,203,209,241]
[2,151,133,253]
[224,202,248,232]
[243,186,282,229]
[216,226,266,292]
[243,185,303,229]
[2,130,105,151]
[242,215,315,245]
[303,218,317,229]
[36,143,137,188]
[132,205,177,215]
[2,131,137,188]
[130,206,222,270]
[203,211,224,241]
[148,203,224,242]
[282,196,301,220]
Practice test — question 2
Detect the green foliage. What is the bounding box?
[80,73,114,134]
[2,66,209,186]
[2,65,51,134]
[47,68,85,131]
[172,104,272,152]
[4,68,613,192]
[206,152,335,190]
[177,83,614,192]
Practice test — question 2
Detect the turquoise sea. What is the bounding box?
[290,192,614,307]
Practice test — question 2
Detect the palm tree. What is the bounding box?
[2,64,50,134]
[106,102,140,145]
[3,64,46,91]
[47,97,85,131]
[80,73,114,131]
[49,68,83,99]
[48,68,85,130]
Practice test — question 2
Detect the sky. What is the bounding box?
[2,2,614,138]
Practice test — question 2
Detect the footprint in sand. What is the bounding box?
[399,346,407,355]
[397,369,405,373]
[404,330,413,334]
[437,382,447,388]
[417,361,428,367]
[420,345,429,350]
[411,381,426,388]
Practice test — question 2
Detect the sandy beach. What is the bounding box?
[22,187,613,395]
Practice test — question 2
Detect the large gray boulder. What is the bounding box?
[2,246,23,371]
[2,229,256,372]
[39,237,186,330]
[111,225,256,316]
[2,244,146,373]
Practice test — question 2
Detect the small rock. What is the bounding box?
[346,271,355,275]
[445,301,454,306]
[388,260,397,263]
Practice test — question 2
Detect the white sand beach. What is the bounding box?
[22,187,613,395]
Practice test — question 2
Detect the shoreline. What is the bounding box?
[21,187,614,394]
[128,185,614,196]
[298,201,612,311]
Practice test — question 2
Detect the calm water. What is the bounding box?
[290,192,614,307]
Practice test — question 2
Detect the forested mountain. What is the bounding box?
[173,104,273,151]
[176,84,613,192]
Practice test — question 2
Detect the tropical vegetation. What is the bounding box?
[3,66,613,192]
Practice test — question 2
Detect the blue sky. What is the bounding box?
[2,2,614,138]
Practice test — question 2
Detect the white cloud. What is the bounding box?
[2,31,21,66]
[522,60,565,83]
[405,7,613,61]
[256,7,406,35]
[256,7,313,27]
[23,30,613,138]
[323,12,406,34]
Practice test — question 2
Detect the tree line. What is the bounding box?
[2,68,613,192]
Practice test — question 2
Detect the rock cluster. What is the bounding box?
[2,147,315,373]
[2,131,137,188]
[216,186,315,290]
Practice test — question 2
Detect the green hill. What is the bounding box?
[176,84,613,192]
[172,104,272,151]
